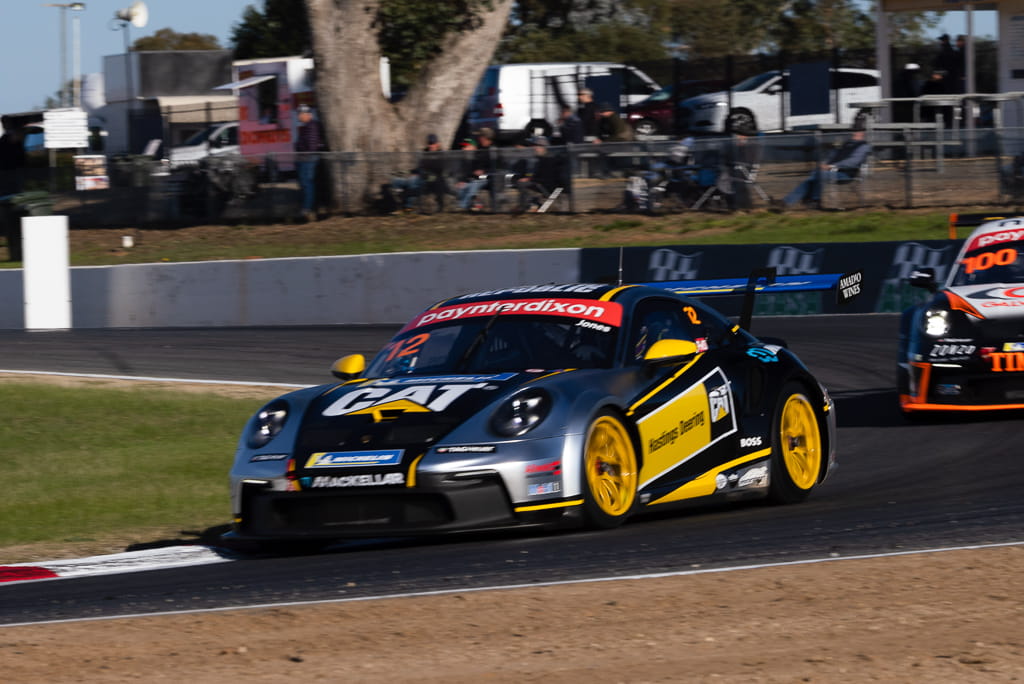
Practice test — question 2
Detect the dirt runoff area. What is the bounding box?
[0,545,1020,683]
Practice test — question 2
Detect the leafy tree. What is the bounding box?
[131,28,221,51]
[230,0,311,59]
[303,0,514,210]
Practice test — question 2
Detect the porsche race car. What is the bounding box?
[899,214,1024,413]
[229,273,850,541]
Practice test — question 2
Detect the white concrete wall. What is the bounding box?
[6,249,579,329]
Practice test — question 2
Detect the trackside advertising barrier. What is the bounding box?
[0,239,963,329]
[578,240,963,316]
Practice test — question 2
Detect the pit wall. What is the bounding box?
[0,240,961,329]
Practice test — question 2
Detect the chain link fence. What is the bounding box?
[32,124,1020,226]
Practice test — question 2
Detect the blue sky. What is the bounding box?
[0,1,1003,116]
[1,0,254,114]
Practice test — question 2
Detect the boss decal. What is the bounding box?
[306,450,404,468]
[322,383,490,417]
[739,436,764,448]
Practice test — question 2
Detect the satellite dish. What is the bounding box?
[115,1,149,29]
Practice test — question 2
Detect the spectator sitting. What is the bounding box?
[389,133,449,213]
[456,127,500,211]
[624,138,696,212]
[513,136,567,212]
[777,128,870,210]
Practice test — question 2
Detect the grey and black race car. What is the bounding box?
[228,275,848,542]
[899,214,1024,414]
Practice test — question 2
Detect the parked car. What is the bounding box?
[167,121,239,167]
[467,62,661,143]
[624,80,730,137]
[678,68,881,134]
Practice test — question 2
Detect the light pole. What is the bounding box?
[43,3,85,109]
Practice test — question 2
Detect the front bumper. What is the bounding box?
[233,471,579,540]
[900,360,1024,411]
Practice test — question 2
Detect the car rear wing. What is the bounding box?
[644,267,863,331]
[947,212,1017,239]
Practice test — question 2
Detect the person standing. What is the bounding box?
[0,116,26,261]
[577,88,599,141]
[295,104,325,222]
[552,106,584,146]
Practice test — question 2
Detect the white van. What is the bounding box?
[168,121,239,167]
[678,68,881,134]
[467,62,661,142]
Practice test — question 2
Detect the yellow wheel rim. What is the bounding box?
[584,416,638,517]
[780,393,822,490]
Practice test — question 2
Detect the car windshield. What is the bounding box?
[181,125,222,147]
[731,72,779,92]
[642,86,674,103]
[365,314,619,378]
[950,242,1024,286]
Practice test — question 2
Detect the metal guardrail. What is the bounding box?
[31,126,1024,225]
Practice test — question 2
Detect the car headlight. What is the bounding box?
[248,400,289,448]
[923,309,951,337]
[490,389,551,437]
[696,102,724,109]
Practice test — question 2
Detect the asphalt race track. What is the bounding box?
[1,314,1022,625]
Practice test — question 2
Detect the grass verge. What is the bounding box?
[0,381,263,557]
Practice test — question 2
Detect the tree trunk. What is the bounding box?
[305,0,514,213]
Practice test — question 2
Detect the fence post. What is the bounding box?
[903,128,914,208]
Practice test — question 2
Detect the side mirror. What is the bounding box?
[908,267,938,293]
[331,354,366,380]
[643,338,699,367]
[767,84,783,95]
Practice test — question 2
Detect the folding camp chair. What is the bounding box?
[689,149,725,210]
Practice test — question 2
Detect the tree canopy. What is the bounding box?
[131,28,221,51]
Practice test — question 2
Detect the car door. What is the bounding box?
[624,297,741,505]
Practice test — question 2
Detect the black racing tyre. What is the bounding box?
[767,382,824,504]
[524,118,553,140]
[726,109,757,135]
[581,410,639,529]
[634,118,659,137]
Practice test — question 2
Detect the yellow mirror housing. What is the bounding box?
[643,338,699,366]
[331,354,366,380]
